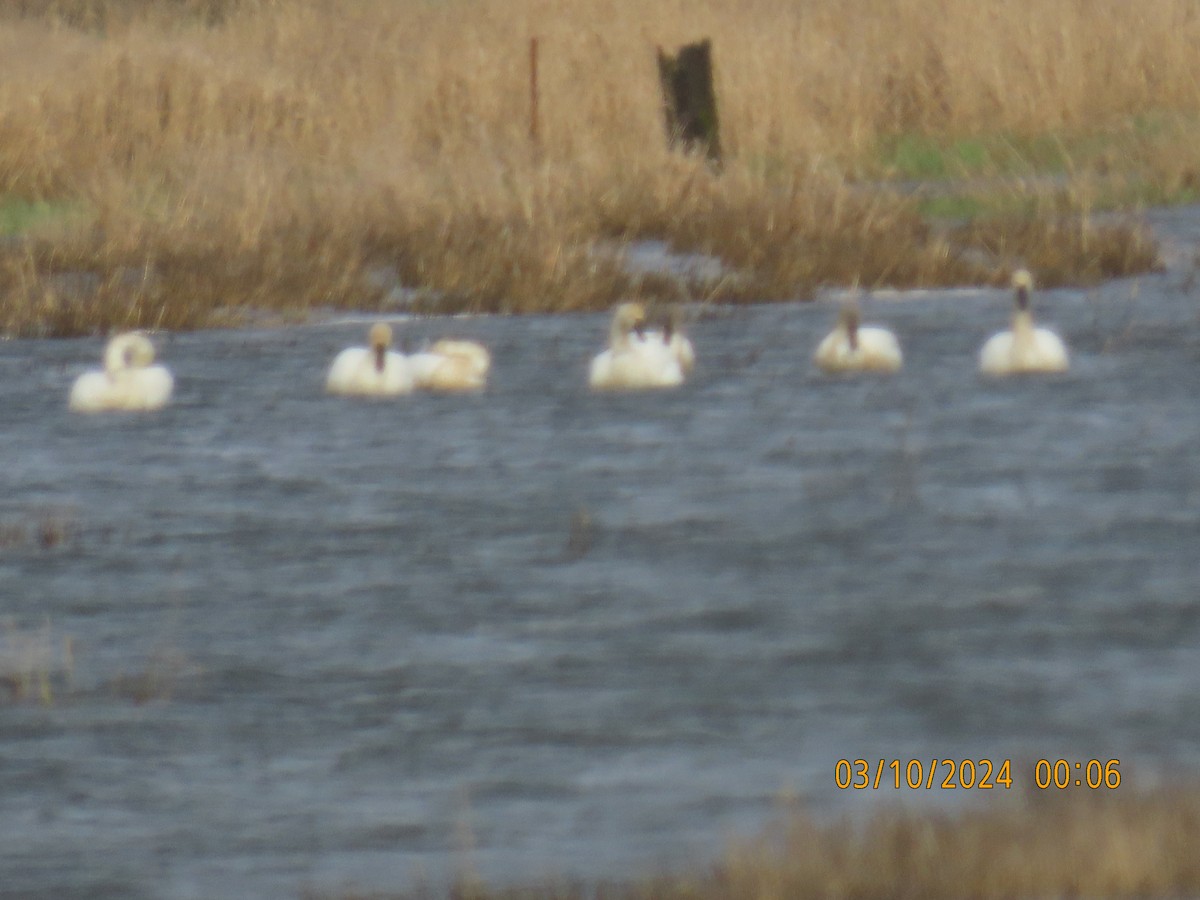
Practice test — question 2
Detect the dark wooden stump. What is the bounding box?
[656,39,722,167]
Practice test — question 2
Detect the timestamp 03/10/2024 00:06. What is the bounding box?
[834,758,1123,791]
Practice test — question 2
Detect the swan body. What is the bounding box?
[814,300,903,374]
[589,303,685,390]
[641,307,696,375]
[668,331,696,374]
[979,270,1069,375]
[69,332,174,412]
[326,323,415,396]
[409,339,491,392]
[639,329,696,375]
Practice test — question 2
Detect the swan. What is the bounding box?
[979,270,1069,375]
[69,332,174,412]
[408,338,491,392]
[813,297,903,374]
[326,322,415,396]
[589,302,685,390]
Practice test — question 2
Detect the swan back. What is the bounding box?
[429,340,491,376]
[70,332,173,412]
[326,323,414,396]
[814,298,903,374]
[979,270,1069,375]
[410,339,491,391]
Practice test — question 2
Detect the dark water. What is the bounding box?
[3,232,1200,896]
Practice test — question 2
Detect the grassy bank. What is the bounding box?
[326,787,1200,899]
[0,0,1190,335]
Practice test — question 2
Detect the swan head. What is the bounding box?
[369,322,393,371]
[838,298,861,350]
[1012,269,1033,311]
[612,302,648,340]
[103,332,156,374]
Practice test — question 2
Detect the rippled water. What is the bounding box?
[3,223,1200,896]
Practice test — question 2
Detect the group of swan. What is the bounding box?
[814,268,1068,376]
[324,323,491,396]
[587,269,1065,386]
[69,323,492,412]
[66,269,1068,412]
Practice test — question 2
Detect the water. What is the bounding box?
[2,229,1200,896]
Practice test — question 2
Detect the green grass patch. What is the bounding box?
[864,112,1200,221]
[869,113,1200,204]
[914,191,1044,221]
[872,131,1072,181]
[0,197,80,237]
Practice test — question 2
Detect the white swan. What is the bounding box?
[813,298,903,374]
[69,332,174,412]
[589,302,685,391]
[979,269,1069,375]
[408,338,491,392]
[326,322,415,396]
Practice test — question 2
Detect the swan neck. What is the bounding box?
[104,335,146,374]
[839,305,861,351]
[374,344,386,372]
[1012,308,1035,340]
[613,320,641,350]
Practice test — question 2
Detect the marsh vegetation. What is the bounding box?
[355,787,1200,899]
[0,0,1188,335]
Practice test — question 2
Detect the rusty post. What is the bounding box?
[529,36,541,148]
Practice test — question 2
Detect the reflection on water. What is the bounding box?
[2,250,1200,896]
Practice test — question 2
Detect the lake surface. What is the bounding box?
[3,216,1200,897]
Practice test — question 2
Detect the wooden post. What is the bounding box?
[656,39,722,167]
[529,36,541,148]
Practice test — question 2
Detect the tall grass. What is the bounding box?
[0,0,1186,334]
[322,788,1200,899]
[702,788,1200,899]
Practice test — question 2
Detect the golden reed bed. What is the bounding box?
[332,787,1200,899]
[0,0,1184,334]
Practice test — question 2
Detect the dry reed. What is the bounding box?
[328,787,1200,899]
[0,619,73,704]
[701,788,1200,899]
[1,0,1190,335]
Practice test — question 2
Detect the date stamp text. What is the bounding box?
[834,758,1121,790]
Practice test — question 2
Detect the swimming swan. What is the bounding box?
[326,323,415,396]
[979,270,1069,375]
[69,332,174,412]
[589,302,685,391]
[813,298,903,374]
[409,338,491,392]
